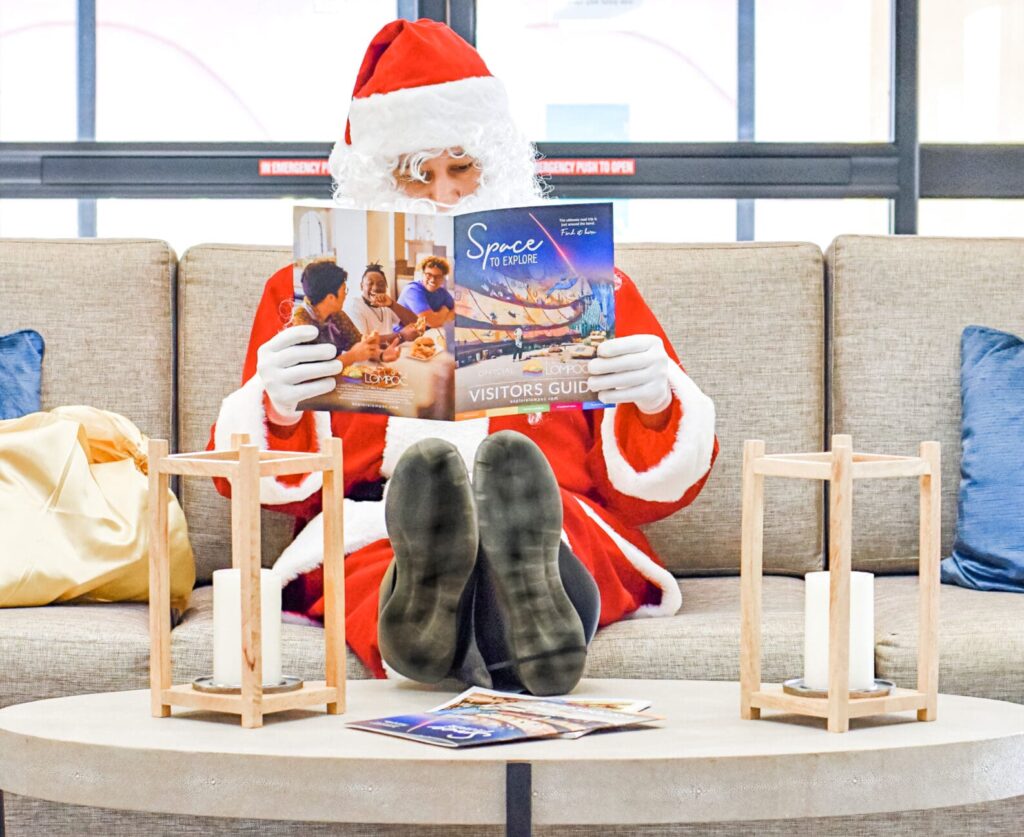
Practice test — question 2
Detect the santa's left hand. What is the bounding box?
[587,334,673,415]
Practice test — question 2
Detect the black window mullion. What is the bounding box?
[398,0,446,23]
[737,0,756,241]
[891,0,920,234]
[76,0,97,237]
[447,0,476,46]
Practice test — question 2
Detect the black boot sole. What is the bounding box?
[381,439,478,683]
[473,431,587,696]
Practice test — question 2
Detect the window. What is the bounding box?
[95,199,294,256]
[610,199,736,243]
[3,1,1023,244]
[93,0,396,141]
[0,200,79,238]
[921,0,1024,142]
[0,1,77,140]
[755,0,891,141]
[754,200,891,251]
[919,200,1024,237]
[478,0,737,142]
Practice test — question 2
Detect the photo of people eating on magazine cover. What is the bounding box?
[291,205,457,420]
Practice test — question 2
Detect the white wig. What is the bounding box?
[328,78,548,214]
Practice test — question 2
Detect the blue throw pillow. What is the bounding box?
[0,329,45,420]
[941,325,1024,593]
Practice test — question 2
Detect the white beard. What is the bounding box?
[328,126,548,215]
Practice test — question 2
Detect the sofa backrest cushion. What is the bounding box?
[828,235,1024,573]
[177,244,295,584]
[0,239,174,441]
[616,242,825,576]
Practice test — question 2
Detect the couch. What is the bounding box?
[1,234,1022,835]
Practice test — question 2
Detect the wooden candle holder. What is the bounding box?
[740,434,940,733]
[148,433,346,728]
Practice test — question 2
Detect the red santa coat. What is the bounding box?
[209,265,718,677]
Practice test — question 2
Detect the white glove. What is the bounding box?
[256,325,342,425]
[587,334,673,415]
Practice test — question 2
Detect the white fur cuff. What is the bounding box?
[601,364,716,504]
[213,374,333,505]
[574,497,681,619]
[272,499,389,586]
[345,76,511,158]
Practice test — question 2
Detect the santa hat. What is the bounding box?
[339,18,513,159]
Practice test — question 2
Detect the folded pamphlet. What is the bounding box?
[348,686,660,748]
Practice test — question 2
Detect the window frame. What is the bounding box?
[1,0,1022,238]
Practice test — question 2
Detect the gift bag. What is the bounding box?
[0,406,194,610]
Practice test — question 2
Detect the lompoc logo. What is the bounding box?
[366,369,402,387]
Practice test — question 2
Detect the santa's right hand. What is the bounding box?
[256,325,342,425]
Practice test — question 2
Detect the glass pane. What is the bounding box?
[478,0,737,142]
[0,200,79,237]
[755,200,891,250]
[755,0,891,141]
[96,199,294,257]
[919,200,1024,237]
[94,0,396,141]
[555,198,735,242]
[0,1,76,140]
[921,0,1024,142]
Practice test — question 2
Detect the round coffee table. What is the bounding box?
[1,679,1023,836]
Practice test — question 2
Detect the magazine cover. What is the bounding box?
[452,203,615,419]
[431,687,651,714]
[289,202,614,420]
[430,687,652,740]
[348,689,660,749]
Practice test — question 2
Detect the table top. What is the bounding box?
[2,679,1023,826]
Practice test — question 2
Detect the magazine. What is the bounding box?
[431,686,650,714]
[291,202,615,420]
[430,687,652,740]
[347,687,660,749]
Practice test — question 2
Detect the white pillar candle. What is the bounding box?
[212,568,282,688]
[803,570,875,691]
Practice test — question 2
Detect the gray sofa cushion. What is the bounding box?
[170,577,804,689]
[828,235,1024,573]
[616,242,825,577]
[875,576,1024,704]
[0,602,150,709]
[176,244,296,583]
[585,576,805,683]
[171,585,372,683]
[0,239,175,440]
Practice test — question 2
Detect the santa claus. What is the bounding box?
[210,17,718,695]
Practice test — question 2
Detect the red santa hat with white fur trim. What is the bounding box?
[334,18,514,160]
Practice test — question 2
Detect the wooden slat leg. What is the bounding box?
[827,435,853,733]
[740,439,766,720]
[323,437,347,715]
[236,443,263,729]
[148,439,172,718]
[918,441,941,721]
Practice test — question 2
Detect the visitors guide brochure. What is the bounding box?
[291,202,615,420]
[347,687,660,748]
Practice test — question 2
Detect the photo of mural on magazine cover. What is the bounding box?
[289,202,614,421]
[452,203,615,418]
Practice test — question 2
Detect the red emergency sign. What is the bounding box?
[534,158,637,177]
